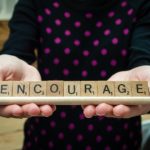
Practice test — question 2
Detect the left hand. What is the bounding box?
[83,65,150,119]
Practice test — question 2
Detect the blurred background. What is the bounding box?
[0,0,150,150]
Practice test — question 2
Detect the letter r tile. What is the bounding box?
[81,81,97,96]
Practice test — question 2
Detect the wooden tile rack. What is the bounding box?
[0,81,149,105]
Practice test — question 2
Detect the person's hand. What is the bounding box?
[83,65,150,119]
[0,54,56,118]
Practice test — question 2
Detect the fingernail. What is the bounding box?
[86,115,93,119]
[96,112,105,117]
[42,112,53,117]
[83,112,92,119]
[41,113,48,117]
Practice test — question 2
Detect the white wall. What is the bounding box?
[0,0,18,20]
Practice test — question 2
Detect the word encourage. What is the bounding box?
[0,81,149,97]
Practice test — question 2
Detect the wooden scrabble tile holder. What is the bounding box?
[0,81,150,105]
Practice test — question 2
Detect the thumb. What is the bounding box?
[0,74,4,81]
[22,65,41,81]
[108,71,130,81]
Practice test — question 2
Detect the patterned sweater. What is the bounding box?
[1,0,150,149]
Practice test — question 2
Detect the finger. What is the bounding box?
[108,71,129,81]
[0,74,4,81]
[83,105,96,118]
[22,103,41,117]
[95,103,113,117]
[113,105,143,118]
[23,66,41,81]
[0,105,23,118]
[0,67,4,81]
[39,105,54,117]
[51,105,56,112]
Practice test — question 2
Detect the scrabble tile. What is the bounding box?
[64,81,80,96]
[81,81,97,96]
[97,81,115,96]
[13,81,29,96]
[47,81,64,96]
[131,81,149,96]
[0,81,12,96]
[115,81,132,96]
[30,81,46,96]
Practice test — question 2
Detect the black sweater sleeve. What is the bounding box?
[128,1,150,68]
[0,0,38,64]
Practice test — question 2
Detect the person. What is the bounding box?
[0,0,150,149]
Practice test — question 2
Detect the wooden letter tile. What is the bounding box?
[30,81,46,96]
[131,81,149,96]
[0,81,12,96]
[97,81,115,96]
[13,81,29,96]
[81,81,97,96]
[115,81,132,96]
[64,81,80,96]
[47,80,64,96]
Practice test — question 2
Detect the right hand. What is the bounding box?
[0,54,56,118]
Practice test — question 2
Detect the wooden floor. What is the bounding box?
[0,115,150,150]
[0,117,26,150]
